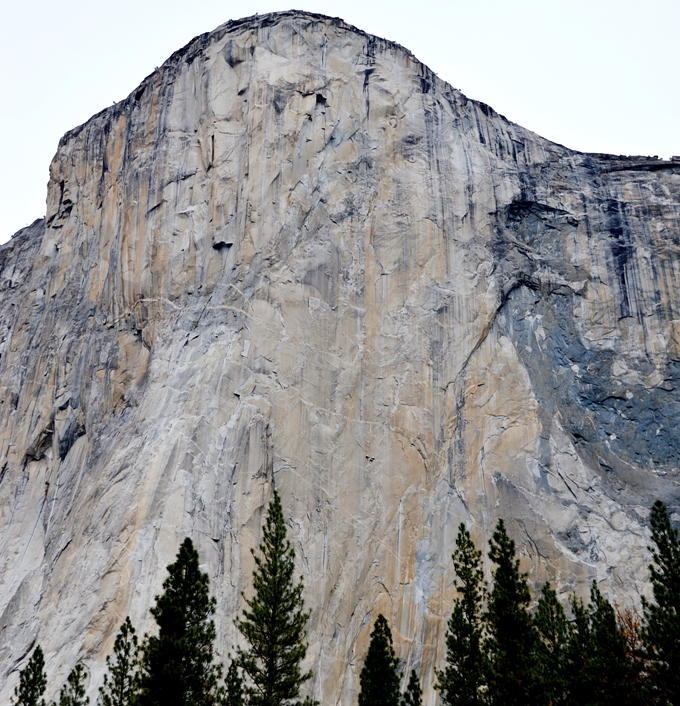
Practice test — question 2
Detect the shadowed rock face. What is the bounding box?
[1,11,679,703]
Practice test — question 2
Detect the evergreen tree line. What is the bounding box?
[358,500,680,706]
[10,499,680,706]
[11,490,313,706]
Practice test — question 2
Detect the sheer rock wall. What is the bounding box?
[1,11,679,703]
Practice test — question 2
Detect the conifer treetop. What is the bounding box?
[435,523,487,706]
[358,614,400,706]
[12,645,47,706]
[55,663,89,706]
[401,670,423,706]
[98,617,139,706]
[237,489,313,706]
[137,537,223,706]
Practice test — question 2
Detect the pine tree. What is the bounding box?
[533,583,570,706]
[12,645,47,706]
[401,670,422,706]
[642,500,680,704]
[588,582,643,706]
[236,489,314,706]
[358,614,400,706]
[485,519,538,706]
[564,594,593,705]
[435,523,487,706]
[55,664,89,706]
[565,583,643,706]
[137,537,224,706]
[98,617,139,706]
[225,661,245,706]
[590,581,646,706]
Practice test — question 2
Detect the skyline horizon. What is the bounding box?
[2,1,678,242]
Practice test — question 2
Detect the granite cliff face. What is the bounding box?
[1,11,679,703]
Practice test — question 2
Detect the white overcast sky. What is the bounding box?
[1,0,678,242]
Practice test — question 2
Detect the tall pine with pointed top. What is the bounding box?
[485,519,538,706]
[435,523,487,706]
[564,594,593,705]
[12,645,47,706]
[55,664,89,706]
[237,489,314,706]
[401,670,422,706]
[587,581,640,705]
[643,500,680,704]
[533,583,570,706]
[98,617,139,706]
[358,614,400,706]
[137,537,223,706]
